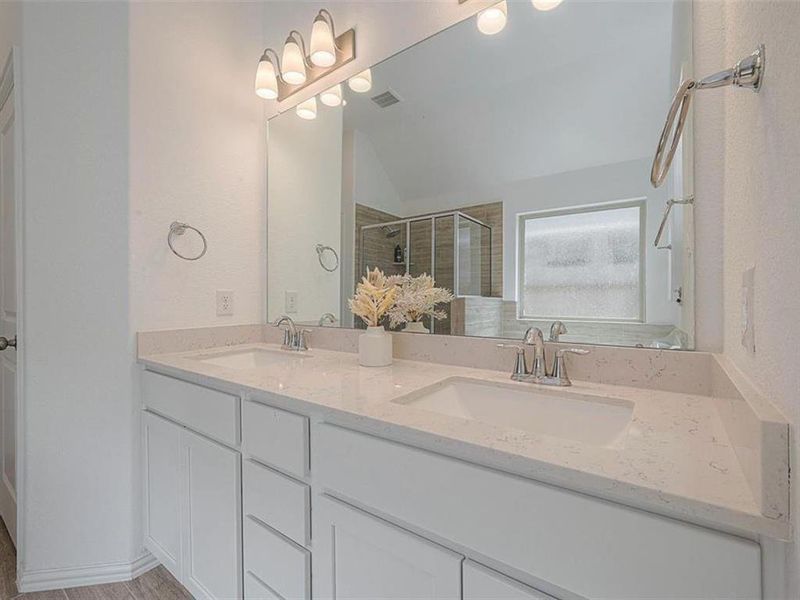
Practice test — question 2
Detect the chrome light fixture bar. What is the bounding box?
[254,9,356,103]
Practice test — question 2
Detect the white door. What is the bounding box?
[313,495,462,600]
[0,71,18,545]
[143,412,182,579]
[463,560,554,600]
[182,428,243,600]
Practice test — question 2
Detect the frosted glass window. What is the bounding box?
[519,204,643,320]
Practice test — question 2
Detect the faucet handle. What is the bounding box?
[551,348,590,386]
[497,344,528,381]
[555,347,590,357]
[296,329,312,351]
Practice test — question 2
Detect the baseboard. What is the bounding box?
[17,551,159,593]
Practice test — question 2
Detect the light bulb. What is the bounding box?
[348,68,372,93]
[320,84,343,107]
[254,55,279,100]
[296,97,318,120]
[477,0,507,35]
[532,0,563,10]
[310,12,336,68]
[282,36,307,85]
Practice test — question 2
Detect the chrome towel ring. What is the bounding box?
[651,44,765,188]
[168,221,208,261]
[315,244,339,272]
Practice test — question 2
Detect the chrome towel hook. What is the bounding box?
[651,44,765,188]
[168,221,208,261]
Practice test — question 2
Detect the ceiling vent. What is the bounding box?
[371,90,402,109]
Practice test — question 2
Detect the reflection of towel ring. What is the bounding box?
[315,244,339,272]
[168,221,207,261]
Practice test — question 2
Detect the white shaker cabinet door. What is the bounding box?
[181,428,243,600]
[143,412,182,580]
[463,560,554,600]
[313,495,462,600]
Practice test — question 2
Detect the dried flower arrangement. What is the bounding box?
[387,273,454,329]
[348,268,398,328]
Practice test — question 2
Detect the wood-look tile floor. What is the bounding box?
[0,519,193,600]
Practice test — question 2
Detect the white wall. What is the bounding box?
[694,1,800,595]
[267,106,343,323]
[16,0,137,576]
[351,130,402,216]
[129,2,266,332]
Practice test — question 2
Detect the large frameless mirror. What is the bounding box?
[267,0,695,349]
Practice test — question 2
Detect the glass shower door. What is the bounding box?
[456,215,492,297]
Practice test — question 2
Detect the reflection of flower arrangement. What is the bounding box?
[387,273,454,328]
[349,268,398,328]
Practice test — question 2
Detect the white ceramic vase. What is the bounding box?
[403,321,429,334]
[359,326,393,367]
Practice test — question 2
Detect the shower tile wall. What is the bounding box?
[355,204,402,289]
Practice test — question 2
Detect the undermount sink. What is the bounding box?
[193,347,310,370]
[393,377,633,447]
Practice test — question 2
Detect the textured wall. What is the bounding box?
[129,2,266,331]
[694,0,800,594]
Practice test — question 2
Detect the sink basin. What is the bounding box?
[393,377,633,447]
[193,347,310,370]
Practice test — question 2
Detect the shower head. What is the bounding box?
[381,225,401,238]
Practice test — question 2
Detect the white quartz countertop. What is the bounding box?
[139,342,789,540]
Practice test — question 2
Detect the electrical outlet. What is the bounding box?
[285,291,298,313]
[216,290,234,316]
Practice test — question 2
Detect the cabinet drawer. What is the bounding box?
[244,516,309,600]
[314,424,762,600]
[243,400,309,478]
[243,459,310,546]
[142,370,239,447]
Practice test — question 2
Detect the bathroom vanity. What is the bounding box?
[137,327,788,600]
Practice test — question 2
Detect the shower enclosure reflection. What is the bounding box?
[358,211,492,333]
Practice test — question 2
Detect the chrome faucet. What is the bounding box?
[549,321,567,342]
[498,326,589,386]
[272,315,311,351]
[523,327,547,379]
[318,313,338,327]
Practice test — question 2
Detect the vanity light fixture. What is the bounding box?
[254,49,281,99]
[320,83,343,107]
[254,10,356,103]
[476,0,508,35]
[348,68,372,93]
[296,96,318,120]
[532,0,564,11]
[310,9,339,68]
[281,31,310,85]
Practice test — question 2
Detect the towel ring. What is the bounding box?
[168,221,207,261]
[315,244,339,272]
[651,44,765,188]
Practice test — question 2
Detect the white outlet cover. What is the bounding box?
[285,291,298,313]
[216,290,234,317]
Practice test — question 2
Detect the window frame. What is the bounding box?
[516,198,647,323]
